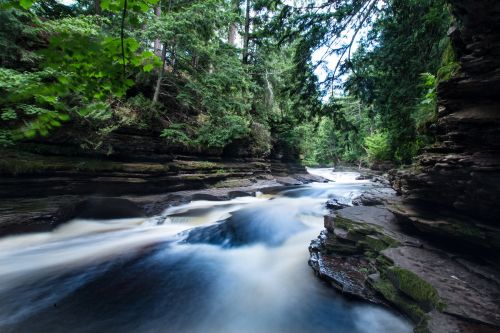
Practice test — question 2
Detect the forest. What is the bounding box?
[1,0,457,167]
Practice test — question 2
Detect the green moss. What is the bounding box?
[333,217,355,230]
[372,278,397,299]
[332,214,402,256]
[359,267,369,275]
[215,168,227,175]
[376,254,394,269]
[334,217,379,241]
[441,221,486,239]
[437,42,460,82]
[364,250,378,259]
[347,227,374,240]
[372,279,428,325]
[214,178,253,188]
[361,235,390,252]
[175,160,219,170]
[414,322,431,333]
[0,149,176,175]
[380,234,400,247]
[0,151,126,175]
[360,233,399,252]
[327,207,448,333]
[387,266,445,311]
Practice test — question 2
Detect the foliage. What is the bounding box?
[364,132,391,162]
[1,0,455,166]
[0,3,160,144]
[274,0,452,164]
[160,123,193,146]
[0,67,69,140]
[0,9,43,70]
[196,114,250,148]
[345,0,452,163]
[414,73,437,133]
[248,122,272,157]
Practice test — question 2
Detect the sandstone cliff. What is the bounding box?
[389,0,500,247]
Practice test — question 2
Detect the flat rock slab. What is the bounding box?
[382,246,500,328]
[352,187,397,206]
[333,206,423,246]
[427,311,500,333]
[335,206,403,231]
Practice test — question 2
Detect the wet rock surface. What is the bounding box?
[74,197,145,219]
[309,234,382,303]
[325,198,349,210]
[309,188,500,333]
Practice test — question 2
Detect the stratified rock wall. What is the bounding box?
[390,0,500,223]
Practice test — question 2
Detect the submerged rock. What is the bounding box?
[184,207,306,247]
[325,198,349,210]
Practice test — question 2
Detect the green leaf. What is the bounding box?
[125,38,140,52]
[58,114,70,121]
[24,129,36,138]
[100,0,110,10]
[49,119,61,126]
[19,0,34,10]
[143,63,154,72]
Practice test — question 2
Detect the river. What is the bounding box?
[0,169,412,333]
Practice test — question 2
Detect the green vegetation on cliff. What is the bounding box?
[1,0,455,166]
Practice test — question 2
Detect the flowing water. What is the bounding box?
[0,170,413,333]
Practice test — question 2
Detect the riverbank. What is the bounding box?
[2,161,499,333]
[0,171,414,333]
[0,159,324,237]
[309,171,500,333]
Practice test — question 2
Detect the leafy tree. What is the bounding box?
[0,0,454,167]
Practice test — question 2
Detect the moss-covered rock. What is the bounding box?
[386,266,445,312]
[308,206,494,333]
[371,278,428,326]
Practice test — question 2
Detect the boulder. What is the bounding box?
[325,198,349,210]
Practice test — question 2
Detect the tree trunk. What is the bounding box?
[228,23,237,46]
[242,0,251,63]
[154,3,162,56]
[153,44,167,104]
[228,0,239,46]
[94,0,101,15]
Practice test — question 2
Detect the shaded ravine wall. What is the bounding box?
[390,0,500,228]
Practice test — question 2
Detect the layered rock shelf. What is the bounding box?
[0,134,322,237]
[309,204,500,333]
[389,0,500,229]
